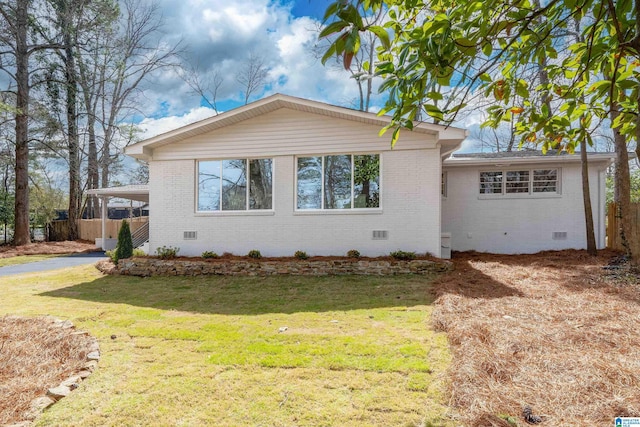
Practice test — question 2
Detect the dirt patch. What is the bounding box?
[0,241,99,259]
[433,250,640,426]
[0,316,97,426]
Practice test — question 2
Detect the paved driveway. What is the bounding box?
[0,252,107,277]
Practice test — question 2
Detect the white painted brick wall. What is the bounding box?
[148,148,443,258]
[442,161,609,254]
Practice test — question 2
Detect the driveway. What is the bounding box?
[0,252,107,277]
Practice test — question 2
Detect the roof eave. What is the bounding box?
[443,153,616,167]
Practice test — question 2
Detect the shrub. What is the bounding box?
[294,250,308,260]
[132,248,146,257]
[156,245,180,259]
[346,249,361,258]
[202,251,218,259]
[390,250,416,260]
[113,221,133,263]
[105,249,117,263]
[247,249,262,259]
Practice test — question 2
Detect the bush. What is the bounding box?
[390,250,416,260]
[109,248,145,263]
[132,248,146,257]
[346,249,361,258]
[105,249,117,263]
[247,249,262,259]
[202,251,218,259]
[113,221,133,263]
[156,245,180,259]
[294,250,308,260]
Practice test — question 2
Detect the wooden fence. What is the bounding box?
[607,202,640,250]
[48,217,149,242]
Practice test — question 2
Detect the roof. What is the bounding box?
[444,150,616,167]
[125,93,468,160]
[85,185,149,202]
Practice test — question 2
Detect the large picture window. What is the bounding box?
[198,158,273,211]
[297,154,380,210]
[480,168,559,196]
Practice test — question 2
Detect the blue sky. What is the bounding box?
[290,0,333,19]
[136,0,387,139]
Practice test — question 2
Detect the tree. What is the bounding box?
[322,0,640,264]
[114,219,132,263]
[236,51,269,105]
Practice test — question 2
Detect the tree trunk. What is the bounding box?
[62,5,80,241]
[13,0,31,246]
[610,108,638,265]
[580,140,597,255]
[86,115,99,218]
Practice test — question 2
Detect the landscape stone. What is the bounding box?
[47,385,71,400]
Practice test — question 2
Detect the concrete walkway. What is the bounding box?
[0,252,107,277]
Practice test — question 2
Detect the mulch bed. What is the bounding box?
[432,250,640,426]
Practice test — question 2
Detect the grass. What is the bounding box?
[0,254,60,268]
[0,265,452,427]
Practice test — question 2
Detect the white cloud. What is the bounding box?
[132,0,387,136]
[137,106,217,139]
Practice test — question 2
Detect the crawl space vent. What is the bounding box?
[552,231,567,240]
[183,231,197,240]
[372,230,388,240]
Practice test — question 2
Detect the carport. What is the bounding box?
[85,185,149,250]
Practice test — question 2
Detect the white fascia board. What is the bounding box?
[443,153,616,168]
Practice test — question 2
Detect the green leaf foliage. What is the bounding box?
[115,221,133,263]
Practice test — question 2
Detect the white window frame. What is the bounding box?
[294,153,382,212]
[478,167,561,198]
[195,157,275,214]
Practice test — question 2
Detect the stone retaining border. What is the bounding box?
[107,257,452,277]
[6,318,100,427]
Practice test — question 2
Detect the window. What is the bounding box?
[533,169,558,193]
[297,154,380,210]
[197,158,273,211]
[480,171,503,194]
[505,171,529,193]
[480,168,559,195]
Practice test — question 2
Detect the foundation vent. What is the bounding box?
[552,231,567,240]
[183,231,197,240]
[372,230,388,240]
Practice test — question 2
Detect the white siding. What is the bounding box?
[442,161,609,254]
[148,148,443,257]
[151,108,438,160]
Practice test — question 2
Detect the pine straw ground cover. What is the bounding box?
[433,250,640,426]
[0,316,94,425]
[0,241,97,258]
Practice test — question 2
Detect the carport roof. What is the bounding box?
[86,185,149,202]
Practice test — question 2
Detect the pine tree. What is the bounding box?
[115,220,133,263]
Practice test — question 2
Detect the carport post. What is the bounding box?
[101,196,108,250]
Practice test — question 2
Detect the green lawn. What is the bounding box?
[0,254,60,268]
[1,265,452,427]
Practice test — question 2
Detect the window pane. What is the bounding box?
[222,159,247,210]
[324,155,352,209]
[533,169,558,193]
[297,157,322,209]
[354,154,380,208]
[480,172,503,194]
[249,158,273,210]
[505,170,529,193]
[198,161,220,211]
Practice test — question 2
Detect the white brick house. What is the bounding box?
[118,94,613,258]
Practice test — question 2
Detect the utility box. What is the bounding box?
[441,232,452,259]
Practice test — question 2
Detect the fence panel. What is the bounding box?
[48,218,148,242]
[607,203,640,251]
